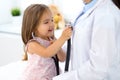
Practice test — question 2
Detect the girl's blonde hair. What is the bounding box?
[21,4,50,60]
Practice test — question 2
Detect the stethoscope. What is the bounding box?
[64,13,82,72]
[64,22,73,72]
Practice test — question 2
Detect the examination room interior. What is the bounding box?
[0,0,84,79]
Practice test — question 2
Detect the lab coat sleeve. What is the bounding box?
[53,12,117,80]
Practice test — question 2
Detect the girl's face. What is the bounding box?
[35,10,54,40]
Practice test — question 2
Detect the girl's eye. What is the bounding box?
[51,19,54,22]
[44,21,48,24]
[44,19,53,24]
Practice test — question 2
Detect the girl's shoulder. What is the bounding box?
[24,37,50,55]
[27,37,50,47]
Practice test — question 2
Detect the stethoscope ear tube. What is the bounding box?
[64,22,73,72]
[64,38,71,72]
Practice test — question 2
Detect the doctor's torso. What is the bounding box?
[71,13,94,69]
[71,0,120,71]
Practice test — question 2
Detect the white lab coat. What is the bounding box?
[53,0,120,80]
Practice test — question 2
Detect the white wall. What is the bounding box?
[0,0,21,24]
[19,0,53,15]
[19,0,84,22]
[0,0,12,24]
[54,0,84,22]
[0,0,84,24]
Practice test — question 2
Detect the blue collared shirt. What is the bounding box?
[83,0,98,13]
[73,0,98,26]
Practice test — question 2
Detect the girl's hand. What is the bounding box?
[61,27,72,41]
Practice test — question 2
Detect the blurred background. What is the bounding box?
[0,0,84,66]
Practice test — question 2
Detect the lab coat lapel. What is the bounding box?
[75,0,105,26]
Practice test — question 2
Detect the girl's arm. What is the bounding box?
[57,48,66,62]
[50,37,66,62]
[27,27,72,58]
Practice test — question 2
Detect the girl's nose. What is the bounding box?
[49,21,54,28]
[50,20,54,25]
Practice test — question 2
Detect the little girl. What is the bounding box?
[21,4,72,80]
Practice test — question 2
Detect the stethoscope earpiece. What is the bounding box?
[32,32,35,38]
